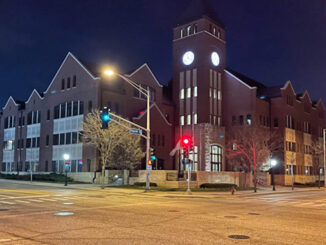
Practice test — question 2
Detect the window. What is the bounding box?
[232,116,236,126]
[193,24,197,33]
[286,141,296,152]
[162,135,165,147]
[193,86,197,97]
[180,116,184,126]
[247,115,252,125]
[193,113,197,124]
[187,114,191,125]
[209,24,212,33]
[217,30,221,38]
[66,132,71,144]
[61,79,65,90]
[88,100,92,112]
[60,103,66,118]
[73,101,78,116]
[53,134,59,145]
[274,118,278,127]
[213,27,216,35]
[286,115,295,129]
[217,91,221,100]
[60,134,65,145]
[187,88,191,98]
[54,105,60,119]
[67,102,72,117]
[47,110,50,120]
[211,145,222,172]
[180,29,185,38]
[213,89,217,99]
[180,89,184,99]
[286,95,293,106]
[67,77,71,89]
[239,115,244,125]
[27,111,41,125]
[73,75,76,87]
[187,25,191,35]
[46,135,49,146]
[72,132,78,144]
[209,88,212,97]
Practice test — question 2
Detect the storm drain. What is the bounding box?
[248,213,260,216]
[224,216,238,219]
[55,212,74,216]
[228,235,250,240]
[0,209,9,212]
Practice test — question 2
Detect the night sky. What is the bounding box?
[1,0,326,106]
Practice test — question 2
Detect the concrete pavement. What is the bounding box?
[0,180,326,244]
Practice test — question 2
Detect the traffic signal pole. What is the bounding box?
[187,145,192,194]
[145,89,151,191]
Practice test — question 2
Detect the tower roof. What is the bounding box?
[176,0,225,28]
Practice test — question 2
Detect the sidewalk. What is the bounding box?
[0,178,101,191]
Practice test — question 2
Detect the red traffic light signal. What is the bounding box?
[180,136,193,149]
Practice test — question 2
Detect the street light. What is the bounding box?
[63,154,70,186]
[104,69,151,191]
[271,159,277,191]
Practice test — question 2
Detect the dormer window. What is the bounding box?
[193,24,197,34]
[213,27,216,35]
[187,25,191,35]
[180,29,185,38]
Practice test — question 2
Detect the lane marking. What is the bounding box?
[28,199,43,203]
[39,198,56,202]
[15,200,30,204]
[0,201,15,205]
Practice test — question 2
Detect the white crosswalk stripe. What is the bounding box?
[15,200,30,204]
[0,201,15,205]
[29,199,43,203]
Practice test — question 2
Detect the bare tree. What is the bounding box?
[82,110,144,189]
[226,126,282,192]
[311,137,324,188]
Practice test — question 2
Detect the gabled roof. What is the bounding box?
[176,0,225,28]
[125,63,163,88]
[297,90,312,104]
[26,89,44,104]
[225,68,266,89]
[44,52,100,94]
[2,96,18,110]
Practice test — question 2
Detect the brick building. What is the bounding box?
[1,1,324,182]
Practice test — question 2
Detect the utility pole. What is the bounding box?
[145,88,151,191]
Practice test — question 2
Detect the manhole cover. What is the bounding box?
[55,212,74,216]
[0,209,9,212]
[63,202,74,205]
[228,235,250,240]
[168,210,180,212]
[248,213,260,215]
[224,216,238,218]
[88,195,105,198]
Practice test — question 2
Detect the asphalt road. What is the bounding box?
[0,180,326,244]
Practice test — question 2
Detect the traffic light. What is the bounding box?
[147,160,152,165]
[101,107,110,129]
[150,148,156,161]
[180,136,193,149]
[180,136,193,159]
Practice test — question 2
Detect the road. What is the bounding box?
[0,180,326,244]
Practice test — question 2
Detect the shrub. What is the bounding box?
[134,182,157,187]
[200,183,238,189]
[0,173,73,182]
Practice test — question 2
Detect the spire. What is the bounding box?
[176,0,224,28]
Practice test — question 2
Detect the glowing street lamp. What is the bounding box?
[271,159,277,191]
[63,153,70,186]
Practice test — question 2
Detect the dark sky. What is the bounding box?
[1,0,326,106]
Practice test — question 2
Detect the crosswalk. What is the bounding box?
[242,196,326,208]
[0,194,88,206]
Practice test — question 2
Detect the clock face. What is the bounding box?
[211,52,220,66]
[182,51,194,65]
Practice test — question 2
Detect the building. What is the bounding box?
[1,0,324,184]
[0,54,174,173]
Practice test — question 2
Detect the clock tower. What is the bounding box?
[172,0,226,172]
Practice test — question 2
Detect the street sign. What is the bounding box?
[146,163,152,172]
[130,128,142,135]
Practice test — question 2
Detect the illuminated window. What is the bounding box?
[193,86,197,97]
[193,113,197,124]
[180,89,184,99]
[213,89,217,99]
[247,115,252,125]
[180,29,184,38]
[217,30,221,38]
[187,88,191,98]
[180,116,184,126]
[213,27,216,35]
[218,91,221,100]
[211,145,222,172]
[187,115,191,125]
[209,88,212,97]
[193,24,197,34]
[187,25,191,35]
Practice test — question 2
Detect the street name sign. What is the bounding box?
[130,128,142,135]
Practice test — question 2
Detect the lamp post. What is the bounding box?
[271,159,277,191]
[63,153,70,186]
[104,70,151,191]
